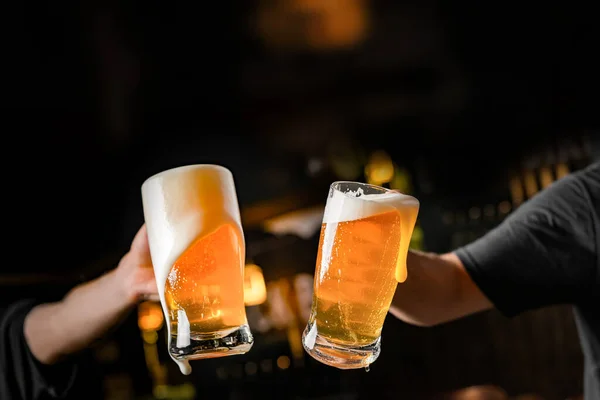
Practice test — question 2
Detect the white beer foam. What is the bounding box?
[142,165,241,295]
[322,187,418,224]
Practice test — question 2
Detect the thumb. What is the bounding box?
[131,224,148,250]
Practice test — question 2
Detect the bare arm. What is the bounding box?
[24,225,158,365]
[389,250,492,327]
[391,163,600,326]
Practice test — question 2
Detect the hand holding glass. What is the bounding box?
[302,181,419,369]
[141,165,253,375]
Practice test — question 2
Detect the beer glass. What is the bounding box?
[302,181,419,369]
[141,165,253,375]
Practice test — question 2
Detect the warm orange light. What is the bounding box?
[138,301,164,332]
[556,162,570,179]
[509,176,524,206]
[276,355,291,369]
[142,330,159,345]
[447,385,507,400]
[539,166,553,188]
[295,0,369,49]
[523,170,538,198]
[256,0,369,50]
[365,150,394,185]
[244,264,267,306]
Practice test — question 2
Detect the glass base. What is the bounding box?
[169,324,253,361]
[302,324,380,370]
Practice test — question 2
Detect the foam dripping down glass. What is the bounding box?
[141,165,253,375]
[302,181,419,369]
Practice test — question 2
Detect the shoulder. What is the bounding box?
[507,161,599,236]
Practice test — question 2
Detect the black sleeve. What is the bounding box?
[0,299,78,399]
[455,162,600,317]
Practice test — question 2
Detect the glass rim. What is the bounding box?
[330,180,394,193]
[142,164,233,188]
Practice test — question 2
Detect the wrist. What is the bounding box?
[106,268,138,308]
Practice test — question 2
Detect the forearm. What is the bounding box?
[24,269,135,364]
[389,250,492,326]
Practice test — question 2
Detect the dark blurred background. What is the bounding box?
[1,1,599,399]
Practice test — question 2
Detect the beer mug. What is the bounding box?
[141,165,253,375]
[302,181,419,369]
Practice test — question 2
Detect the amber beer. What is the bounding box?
[141,165,253,375]
[302,181,419,369]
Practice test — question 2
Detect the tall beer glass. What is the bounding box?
[141,165,253,375]
[302,181,419,369]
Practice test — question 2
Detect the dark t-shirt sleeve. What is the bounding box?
[455,162,600,317]
[0,299,78,399]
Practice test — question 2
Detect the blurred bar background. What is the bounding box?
[1,1,598,399]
